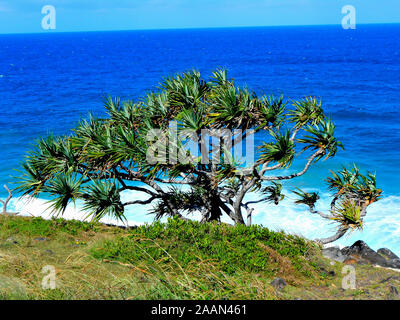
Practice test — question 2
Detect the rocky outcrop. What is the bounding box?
[378,248,400,261]
[271,278,287,290]
[322,246,347,263]
[323,241,400,270]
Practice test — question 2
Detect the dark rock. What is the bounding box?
[341,241,390,267]
[338,241,400,270]
[322,246,347,263]
[34,237,49,242]
[389,285,399,296]
[44,249,54,255]
[328,270,336,277]
[378,248,399,260]
[323,241,400,270]
[377,248,400,269]
[388,259,400,269]
[6,237,18,244]
[271,278,287,290]
[355,259,369,266]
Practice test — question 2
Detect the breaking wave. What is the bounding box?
[7,187,400,256]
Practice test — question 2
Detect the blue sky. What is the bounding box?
[0,0,399,33]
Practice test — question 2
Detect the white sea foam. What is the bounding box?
[247,190,400,256]
[8,195,145,227]
[7,188,400,256]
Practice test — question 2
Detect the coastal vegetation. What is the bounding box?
[13,69,382,244]
[0,215,399,300]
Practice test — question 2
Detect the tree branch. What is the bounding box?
[0,185,17,215]
[261,148,324,181]
[243,203,254,226]
[309,206,332,219]
[119,185,157,197]
[123,196,157,206]
[290,127,301,141]
[316,228,348,245]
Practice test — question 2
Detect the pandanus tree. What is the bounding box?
[15,69,381,244]
[293,165,382,244]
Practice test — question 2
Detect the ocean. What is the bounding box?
[0,24,399,254]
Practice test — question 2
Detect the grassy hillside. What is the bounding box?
[0,215,399,300]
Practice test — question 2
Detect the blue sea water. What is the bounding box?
[0,25,400,253]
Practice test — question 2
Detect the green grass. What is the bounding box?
[0,215,399,300]
[0,216,98,237]
[91,217,315,276]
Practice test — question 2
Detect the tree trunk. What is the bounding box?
[0,185,13,215]
[247,211,252,226]
[246,207,254,226]
[233,206,246,225]
[205,193,223,222]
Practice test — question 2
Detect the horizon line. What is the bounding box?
[1,22,399,36]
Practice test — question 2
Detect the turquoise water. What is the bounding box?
[1,25,399,253]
